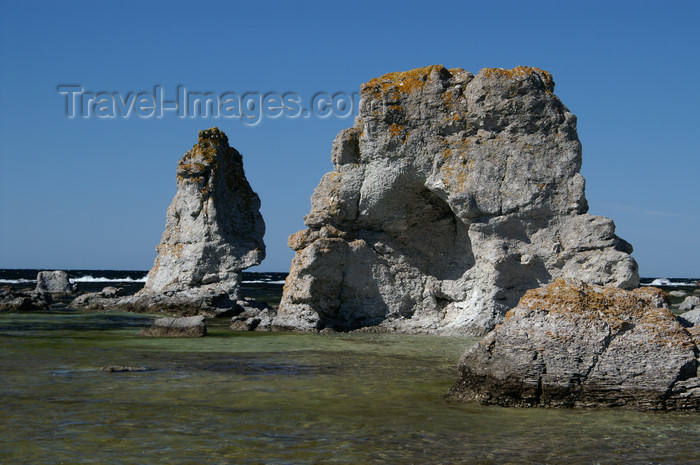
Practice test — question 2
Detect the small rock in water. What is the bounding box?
[670,290,688,298]
[141,315,207,337]
[36,270,74,295]
[101,365,150,373]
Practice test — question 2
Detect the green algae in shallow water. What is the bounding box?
[1,310,699,464]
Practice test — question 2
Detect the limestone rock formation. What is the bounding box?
[275,65,638,335]
[71,127,265,316]
[143,127,265,296]
[36,270,74,295]
[449,279,700,410]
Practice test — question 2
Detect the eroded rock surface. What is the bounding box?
[0,289,52,311]
[71,127,265,316]
[276,65,638,335]
[36,270,74,295]
[449,279,700,410]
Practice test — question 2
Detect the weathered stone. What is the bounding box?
[140,315,207,337]
[680,296,700,312]
[230,298,275,331]
[101,286,127,298]
[276,65,638,336]
[70,127,265,317]
[449,279,700,410]
[35,270,73,295]
[679,309,700,327]
[670,290,687,298]
[0,289,52,311]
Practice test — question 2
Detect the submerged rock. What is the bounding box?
[276,65,638,335]
[71,127,265,316]
[449,279,700,410]
[140,315,207,337]
[36,270,74,295]
[101,365,151,373]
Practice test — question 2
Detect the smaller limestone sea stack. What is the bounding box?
[449,279,700,410]
[143,127,265,297]
[71,127,265,316]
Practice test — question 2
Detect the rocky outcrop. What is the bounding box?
[275,65,638,336]
[449,279,700,410]
[141,315,207,337]
[0,289,52,311]
[70,127,265,316]
[230,298,276,331]
[680,296,700,312]
[36,270,74,295]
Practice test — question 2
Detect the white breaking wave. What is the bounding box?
[242,280,286,284]
[71,275,148,283]
[644,278,698,287]
[0,278,36,284]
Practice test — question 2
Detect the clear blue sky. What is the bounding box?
[0,0,698,277]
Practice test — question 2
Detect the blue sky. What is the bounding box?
[0,0,698,277]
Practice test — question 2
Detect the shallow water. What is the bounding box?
[1,311,699,464]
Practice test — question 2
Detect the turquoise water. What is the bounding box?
[1,310,699,464]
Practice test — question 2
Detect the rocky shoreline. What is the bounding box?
[3,65,699,411]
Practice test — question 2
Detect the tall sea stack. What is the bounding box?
[142,127,265,298]
[275,65,638,335]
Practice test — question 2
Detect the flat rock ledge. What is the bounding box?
[0,289,52,311]
[141,315,207,337]
[70,288,238,317]
[449,278,700,410]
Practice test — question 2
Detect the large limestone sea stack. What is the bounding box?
[276,65,638,335]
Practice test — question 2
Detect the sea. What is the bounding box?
[1,269,699,464]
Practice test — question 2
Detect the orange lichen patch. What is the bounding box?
[388,123,404,137]
[632,286,671,307]
[362,65,447,100]
[639,307,697,349]
[156,242,184,260]
[519,279,675,332]
[481,66,554,90]
[438,139,476,190]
